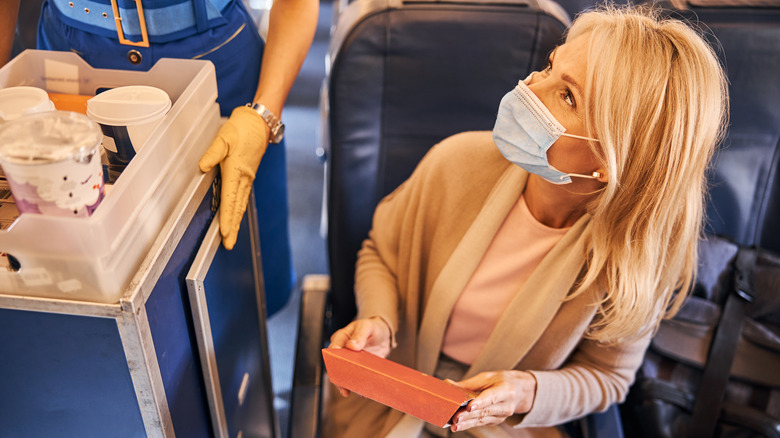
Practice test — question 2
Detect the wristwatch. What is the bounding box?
[250,103,285,144]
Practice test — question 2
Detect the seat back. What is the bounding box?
[552,0,633,20]
[323,0,569,329]
[621,2,780,435]
[667,1,780,251]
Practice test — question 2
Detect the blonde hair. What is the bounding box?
[568,5,729,342]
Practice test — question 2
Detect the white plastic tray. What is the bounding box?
[0,50,221,303]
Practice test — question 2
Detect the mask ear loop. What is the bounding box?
[557,134,603,181]
[560,133,600,142]
[561,171,608,199]
[564,171,602,181]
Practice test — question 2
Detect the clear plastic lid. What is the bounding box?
[0,111,102,164]
[86,85,171,126]
[0,86,56,122]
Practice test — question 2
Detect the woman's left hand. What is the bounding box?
[447,370,537,432]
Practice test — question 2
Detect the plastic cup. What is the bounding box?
[0,111,105,217]
[0,86,56,122]
[86,85,171,183]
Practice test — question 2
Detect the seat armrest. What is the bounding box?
[290,274,331,438]
[585,404,624,438]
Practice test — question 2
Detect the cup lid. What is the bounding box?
[0,86,56,122]
[0,111,102,164]
[86,85,172,126]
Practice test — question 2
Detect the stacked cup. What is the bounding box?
[0,86,56,123]
[86,86,171,183]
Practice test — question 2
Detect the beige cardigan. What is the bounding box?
[323,131,651,437]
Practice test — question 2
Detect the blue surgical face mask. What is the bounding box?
[492,80,601,185]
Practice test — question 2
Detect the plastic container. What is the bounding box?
[0,86,56,122]
[0,50,220,303]
[0,111,104,217]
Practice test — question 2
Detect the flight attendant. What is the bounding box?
[0,0,318,314]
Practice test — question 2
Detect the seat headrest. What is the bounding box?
[671,0,780,8]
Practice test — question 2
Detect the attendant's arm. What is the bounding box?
[199,0,318,249]
[252,0,318,116]
[0,0,21,66]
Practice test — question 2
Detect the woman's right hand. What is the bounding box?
[329,316,393,357]
[328,316,394,397]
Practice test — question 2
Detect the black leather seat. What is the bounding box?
[679,2,780,252]
[620,1,780,436]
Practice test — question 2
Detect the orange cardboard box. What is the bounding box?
[48,92,92,114]
[322,348,476,427]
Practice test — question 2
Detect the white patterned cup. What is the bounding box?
[0,111,104,217]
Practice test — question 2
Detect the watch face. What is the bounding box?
[271,124,285,144]
[251,103,284,143]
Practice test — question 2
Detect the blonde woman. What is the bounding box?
[324,4,728,437]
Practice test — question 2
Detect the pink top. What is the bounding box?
[441,195,569,365]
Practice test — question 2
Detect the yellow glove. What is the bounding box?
[199,106,270,250]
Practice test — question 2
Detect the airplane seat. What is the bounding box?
[674,0,780,253]
[551,0,630,19]
[620,1,780,436]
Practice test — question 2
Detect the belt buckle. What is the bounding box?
[111,0,150,47]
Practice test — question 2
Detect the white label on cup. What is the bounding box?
[102,135,118,153]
